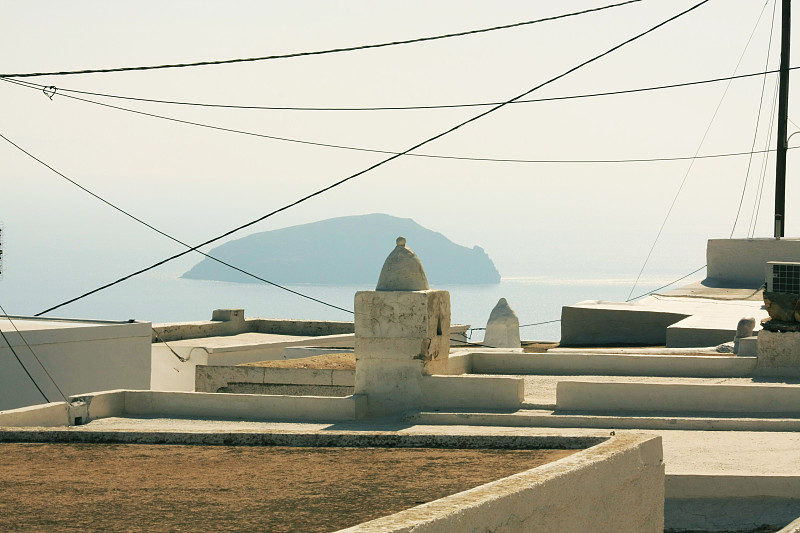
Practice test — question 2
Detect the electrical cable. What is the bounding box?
[151,329,189,362]
[731,0,778,238]
[34,0,712,317]
[0,304,69,402]
[749,74,781,237]
[0,131,353,315]
[0,1,642,78]
[626,0,768,301]
[7,75,789,166]
[0,317,51,403]
[467,318,562,333]
[625,265,707,301]
[7,66,798,112]
[466,263,709,339]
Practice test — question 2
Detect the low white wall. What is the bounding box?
[0,402,69,427]
[707,238,800,285]
[421,375,522,410]
[153,317,356,342]
[471,352,756,377]
[445,351,473,375]
[195,365,354,393]
[337,434,664,533]
[560,304,687,346]
[124,390,366,421]
[756,330,800,377]
[72,390,127,422]
[557,381,800,414]
[667,474,800,499]
[666,316,740,348]
[0,319,152,411]
[151,345,208,391]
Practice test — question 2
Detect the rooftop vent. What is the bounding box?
[766,261,800,293]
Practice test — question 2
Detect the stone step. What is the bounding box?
[406,408,800,432]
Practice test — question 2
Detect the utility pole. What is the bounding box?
[775,0,791,238]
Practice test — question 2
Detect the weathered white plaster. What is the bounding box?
[421,375,522,410]
[757,330,800,376]
[194,365,354,393]
[470,351,756,377]
[483,298,521,348]
[561,295,767,347]
[556,381,800,414]
[93,390,367,421]
[337,434,664,533]
[707,238,800,285]
[375,236,430,291]
[151,344,208,391]
[737,335,759,356]
[0,316,151,411]
[0,401,69,427]
[153,311,356,343]
[354,288,451,417]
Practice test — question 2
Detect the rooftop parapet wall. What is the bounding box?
[153,316,355,342]
[338,433,664,533]
[707,238,800,286]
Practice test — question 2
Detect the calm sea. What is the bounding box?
[23,273,688,342]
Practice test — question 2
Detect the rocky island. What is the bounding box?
[182,213,501,285]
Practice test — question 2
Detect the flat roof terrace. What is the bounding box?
[0,442,576,533]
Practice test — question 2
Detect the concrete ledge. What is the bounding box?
[560,303,687,346]
[195,365,355,393]
[0,402,69,427]
[421,375,523,410]
[71,390,126,422]
[707,238,800,284]
[123,390,366,421]
[407,409,800,432]
[667,474,800,499]
[337,434,664,533]
[3,389,368,426]
[470,352,756,377]
[153,317,356,343]
[666,314,742,348]
[557,381,800,415]
[445,351,473,375]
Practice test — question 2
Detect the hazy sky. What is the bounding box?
[2,0,798,316]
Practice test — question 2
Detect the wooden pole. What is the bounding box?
[775,0,791,238]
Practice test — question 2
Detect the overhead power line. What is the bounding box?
[0,131,353,316]
[0,1,642,79]
[625,265,707,301]
[626,0,770,301]
[6,66,798,112]
[0,303,69,402]
[34,0,711,316]
[0,320,50,403]
[7,76,788,166]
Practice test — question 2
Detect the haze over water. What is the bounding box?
[5,273,692,342]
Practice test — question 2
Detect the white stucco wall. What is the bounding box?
[337,434,664,533]
[557,381,800,414]
[470,351,756,377]
[151,345,209,391]
[707,238,800,285]
[421,375,522,410]
[0,317,152,411]
[0,401,69,427]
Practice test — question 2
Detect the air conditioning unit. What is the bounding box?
[766,261,800,293]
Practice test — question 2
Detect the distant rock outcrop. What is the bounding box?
[182,214,501,285]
